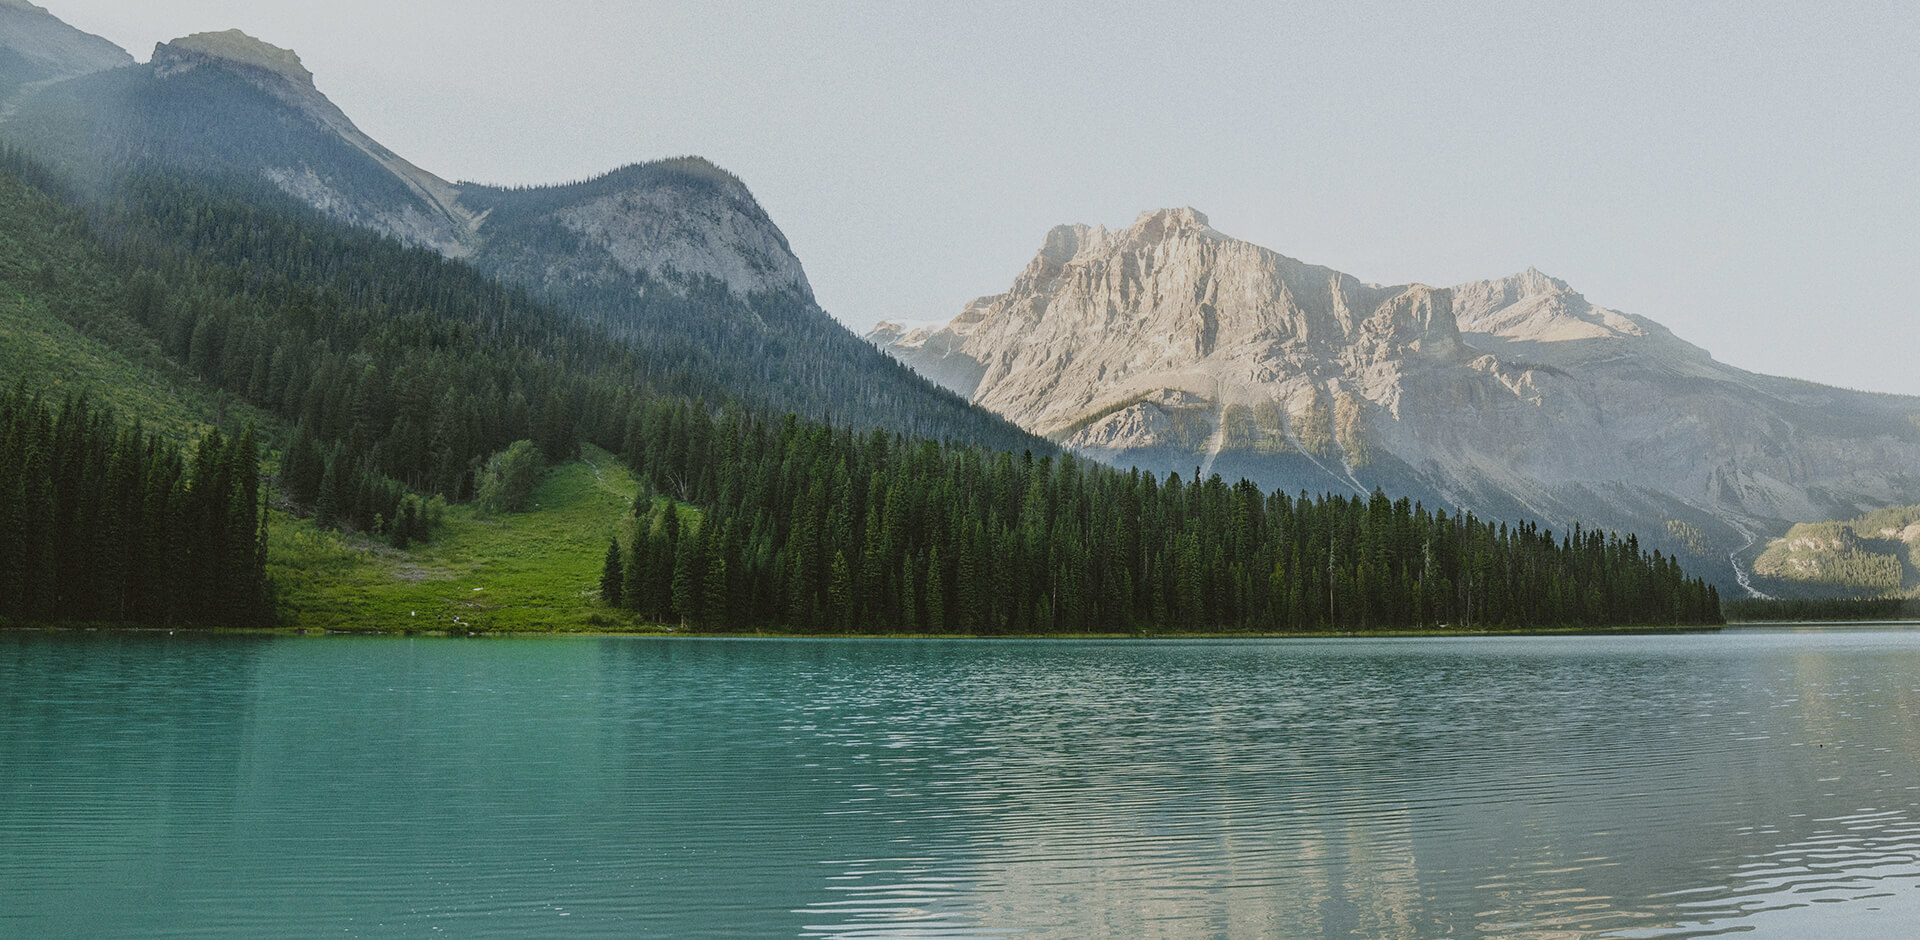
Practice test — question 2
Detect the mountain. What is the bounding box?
[1752,505,1920,598]
[868,208,1920,589]
[0,11,1726,633]
[0,150,1720,634]
[0,0,130,106]
[0,21,1042,452]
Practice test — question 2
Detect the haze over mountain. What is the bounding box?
[870,209,1920,590]
[0,0,129,104]
[39,0,1918,402]
[0,16,1040,451]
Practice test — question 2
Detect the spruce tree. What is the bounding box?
[621,534,646,615]
[702,554,730,630]
[827,549,853,632]
[925,545,945,633]
[671,522,703,625]
[600,537,624,607]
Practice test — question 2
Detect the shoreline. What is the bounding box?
[25,617,1920,640]
[2,620,1736,640]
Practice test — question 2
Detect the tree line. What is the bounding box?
[606,408,1724,633]
[88,168,692,538]
[1,148,1725,633]
[1723,597,1920,622]
[0,386,268,626]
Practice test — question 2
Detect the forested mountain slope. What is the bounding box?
[0,20,1042,452]
[0,155,269,626]
[1751,504,1920,599]
[0,148,1721,633]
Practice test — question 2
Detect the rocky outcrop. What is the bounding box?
[872,209,1920,588]
[148,30,480,256]
[467,158,814,302]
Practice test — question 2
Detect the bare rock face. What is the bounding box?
[155,30,312,83]
[879,207,1480,455]
[863,310,989,398]
[151,30,479,257]
[495,157,814,302]
[873,209,1920,587]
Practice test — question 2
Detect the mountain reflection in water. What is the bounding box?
[3,630,1918,938]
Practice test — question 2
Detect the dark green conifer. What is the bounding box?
[600,537,624,607]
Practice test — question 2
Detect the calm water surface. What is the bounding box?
[4,629,1920,937]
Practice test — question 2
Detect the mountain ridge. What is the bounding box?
[869,209,1920,588]
[0,0,130,109]
[0,11,1043,452]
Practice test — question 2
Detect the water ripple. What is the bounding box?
[7,632,1920,936]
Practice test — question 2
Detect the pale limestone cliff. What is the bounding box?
[871,209,1920,583]
[544,158,813,301]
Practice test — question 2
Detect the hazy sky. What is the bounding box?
[43,1,1920,396]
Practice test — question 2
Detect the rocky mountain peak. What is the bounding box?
[154,30,313,86]
[637,155,748,195]
[864,209,1920,594]
[1471,266,1573,305]
[139,28,478,257]
[1040,223,1107,263]
[1125,206,1215,244]
[1446,265,1684,352]
[1514,266,1568,292]
[0,0,133,89]
[495,157,815,302]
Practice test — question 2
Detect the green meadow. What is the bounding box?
[268,444,666,634]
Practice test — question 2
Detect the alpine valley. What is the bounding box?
[869,208,1920,592]
[0,0,1862,635]
[13,5,1920,937]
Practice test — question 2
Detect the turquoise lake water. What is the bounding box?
[4,630,1919,937]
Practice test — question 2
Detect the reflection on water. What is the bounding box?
[4,630,1920,937]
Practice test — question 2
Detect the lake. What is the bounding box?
[4,629,1919,937]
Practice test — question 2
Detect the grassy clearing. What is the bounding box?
[0,288,240,441]
[268,444,665,634]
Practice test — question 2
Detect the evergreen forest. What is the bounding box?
[0,146,1723,632]
[0,386,268,626]
[611,413,1723,633]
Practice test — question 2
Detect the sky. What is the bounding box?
[41,1,1920,396]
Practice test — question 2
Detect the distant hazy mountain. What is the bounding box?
[0,21,1041,451]
[0,0,129,105]
[869,208,1920,588]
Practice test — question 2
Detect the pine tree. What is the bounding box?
[671,521,703,625]
[621,534,646,615]
[925,545,945,633]
[314,453,340,529]
[702,553,730,630]
[899,554,919,633]
[600,537,624,606]
[827,549,853,633]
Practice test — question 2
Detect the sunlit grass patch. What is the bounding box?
[268,444,667,633]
